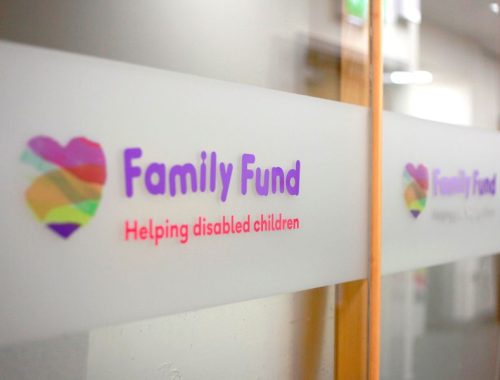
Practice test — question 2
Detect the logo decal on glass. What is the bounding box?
[404,163,429,218]
[21,136,106,239]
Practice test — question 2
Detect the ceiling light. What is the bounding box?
[490,2,500,14]
[384,71,433,85]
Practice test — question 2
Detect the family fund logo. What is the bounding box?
[404,162,496,219]
[21,136,107,239]
[20,136,301,241]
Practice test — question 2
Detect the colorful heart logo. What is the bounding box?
[21,136,106,239]
[403,163,428,218]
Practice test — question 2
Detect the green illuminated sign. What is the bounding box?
[346,0,368,20]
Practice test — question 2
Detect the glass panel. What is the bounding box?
[381,255,500,379]
[382,0,500,378]
[0,0,370,378]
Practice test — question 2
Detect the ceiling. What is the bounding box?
[422,0,500,57]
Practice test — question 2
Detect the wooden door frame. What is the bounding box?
[335,0,383,379]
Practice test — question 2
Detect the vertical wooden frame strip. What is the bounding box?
[368,0,383,379]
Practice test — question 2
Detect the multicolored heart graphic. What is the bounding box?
[403,163,428,218]
[21,136,106,239]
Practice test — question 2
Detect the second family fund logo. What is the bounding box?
[403,162,496,219]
